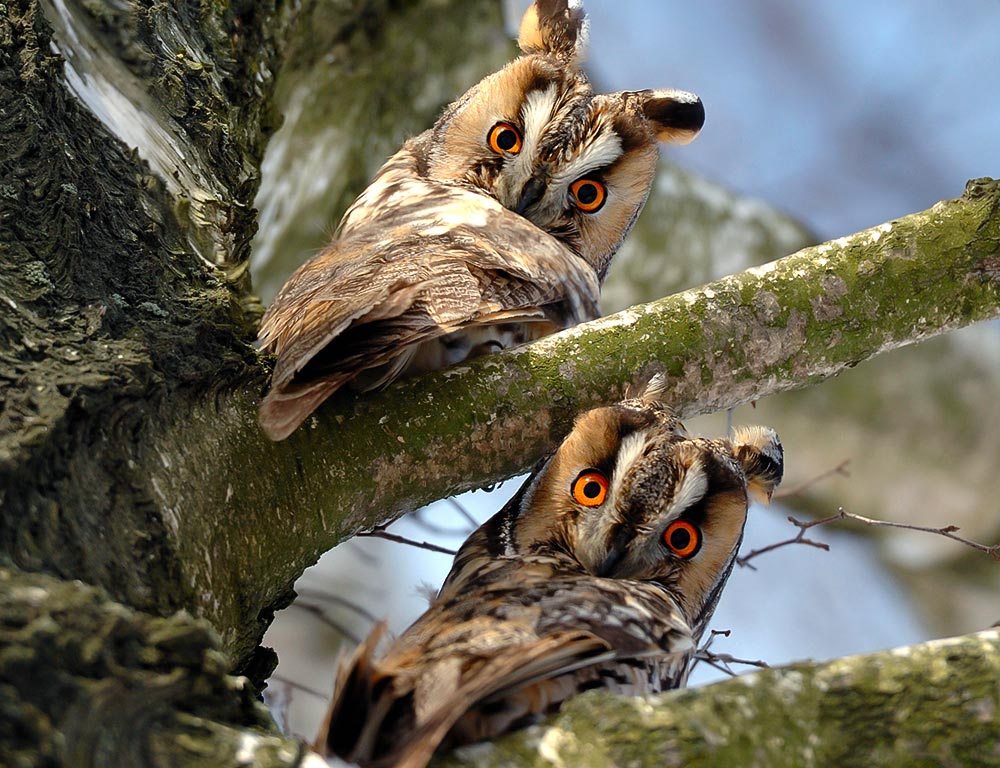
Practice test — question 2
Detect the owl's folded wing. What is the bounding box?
[257,202,600,439]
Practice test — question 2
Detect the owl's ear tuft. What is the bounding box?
[637,89,705,145]
[518,0,589,66]
[730,426,784,504]
[629,371,670,406]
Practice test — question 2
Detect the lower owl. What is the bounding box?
[315,380,783,768]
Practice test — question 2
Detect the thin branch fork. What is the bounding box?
[739,506,1000,569]
[692,629,770,677]
[795,507,1000,561]
[737,523,830,570]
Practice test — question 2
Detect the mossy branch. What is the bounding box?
[437,628,1000,767]
[155,178,1000,661]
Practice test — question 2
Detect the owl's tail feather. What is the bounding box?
[316,626,613,768]
[316,622,395,765]
[258,378,343,441]
[317,619,452,768]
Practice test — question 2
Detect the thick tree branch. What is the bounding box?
[152,179,1000,661]
[437,628,1000,767]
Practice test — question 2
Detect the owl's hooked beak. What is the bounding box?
[593,524,631,578]
[514,172,548,215]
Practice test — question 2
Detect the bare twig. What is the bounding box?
[739,505,1000,570]
[409,508,469,536]
[735,460,850,569]
[774,459,851,499]
[357,527,458,555]
[793,507,1000,561]
[295,589,384,626]
[737,524,830,570]
[344,538,381,565]
[269,673,330,702]
[290,601,363,643]
[691,629,770,677]
[695,650,771,678]
[408,496,480,536]
[445,497,481,530]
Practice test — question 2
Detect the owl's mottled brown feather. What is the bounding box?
[258,140,602,440]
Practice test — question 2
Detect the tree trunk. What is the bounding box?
[1,0,999,765]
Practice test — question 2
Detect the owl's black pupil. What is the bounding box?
[670,527,691,550]
[577,183,598,204]
[497,129,517,150]
[583,480,602,498]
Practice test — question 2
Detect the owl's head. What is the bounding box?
[421,0,705,278]
[477,380,782,639]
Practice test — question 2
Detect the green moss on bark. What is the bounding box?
[0,0,278,654]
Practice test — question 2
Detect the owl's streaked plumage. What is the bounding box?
[257,0,705,439]
[315,380,783,768]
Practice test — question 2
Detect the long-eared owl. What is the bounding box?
[257,0,705,439]
[316,377,783,767]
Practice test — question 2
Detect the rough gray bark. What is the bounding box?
[1,0,286,668]
[0,564,305,768]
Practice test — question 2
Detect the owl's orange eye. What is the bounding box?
[570,178,607,212]
[488,122,523,155]
[572,470,609,507]
[663,520,700,558]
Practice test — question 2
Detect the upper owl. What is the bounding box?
[257,0,705,440]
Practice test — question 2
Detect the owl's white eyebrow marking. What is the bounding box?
[610,431,648,502]
[520,86,559,163]
[554,128,622,188]
[658,460,707,528]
